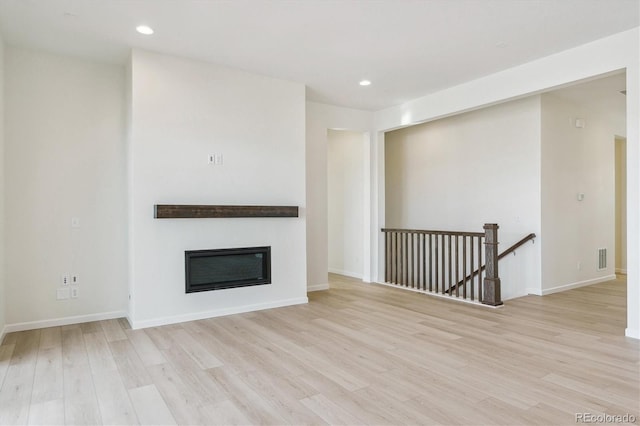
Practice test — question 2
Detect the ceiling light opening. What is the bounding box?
[359,80,371,86]
[136,25,154,35]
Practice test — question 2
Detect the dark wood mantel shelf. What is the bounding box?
[154,204,299,219]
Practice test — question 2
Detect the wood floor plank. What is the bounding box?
[298,369,404,425]
[61,327,102,425]
[206,368,288,425]
[353,386,441,425]
[9,329,41,366]
[180,322,257,375]
[83,331,117,371]
[128,384,177,426]
[100,319,127,342]
[0,344,15,387]
[27,398,65,426]
[125,329,166,366]
[223,316,314,377]
[84,331,138,425]
[407,392,492,425]
[197,399,253,426]
[1,332,18,347]
[108,339,153,390]
[142,327,175,352]
[91,372,139,425]
[146,363,205,425]
[0,274,637,425]
[167,328,223,369]
[80,321,102,334]
[0,330,40,425]
[543,372,639,408]
[271,337,369,391]
[160,345,228,405]
[0,363,35,425]
[231,369,326,425]
[38,327,61,351]
[525,402,577,425]
[31,346,63,405]
[299,393,364,425]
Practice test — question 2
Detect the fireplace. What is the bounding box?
[185,246,271,293]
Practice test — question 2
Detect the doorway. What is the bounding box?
[327,129,365,279]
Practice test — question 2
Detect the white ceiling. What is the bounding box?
[0,0,637,111]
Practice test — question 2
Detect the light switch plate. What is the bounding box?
[57,287,70,300]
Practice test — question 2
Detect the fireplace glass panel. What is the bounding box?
[185,246,271,292]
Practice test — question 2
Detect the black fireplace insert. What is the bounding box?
[185,246,271,293]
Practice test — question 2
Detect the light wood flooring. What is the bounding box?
[0,274,638,425]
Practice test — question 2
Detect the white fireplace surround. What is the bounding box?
[126,50,308,329]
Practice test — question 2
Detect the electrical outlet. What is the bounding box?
[70,287,79,299]
[71,217,80,228]
[57,288,70,300]
[208,153,223,165]
[61,274,70,286]
[71,274,80,285]
[577,261,582,270]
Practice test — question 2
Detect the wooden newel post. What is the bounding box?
[482,223,503,306]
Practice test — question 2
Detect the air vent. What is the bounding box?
[597,248,607,270]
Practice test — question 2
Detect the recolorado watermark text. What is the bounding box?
[576,413,637,424]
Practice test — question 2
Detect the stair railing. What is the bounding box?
[381,224,534,306]
[446,232,536,297]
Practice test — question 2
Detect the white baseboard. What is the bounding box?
[328,268,362,279]
[538,274,617,296]
[374,281,503,308]
[3,311,127,334]
[502,291,529,301]
[125,314,134,330]
[129,297,308,330]
[525,288,543,296]
[625,328,639,340]
[616,268,627,274]
[307,283,330,292]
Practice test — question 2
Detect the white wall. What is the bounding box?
[4,47,128,328]
[0,35,5,340]
[541,93,620,292]
[616,138,627,273]
[373,27,639,338]
[625,46,640,340]
[125,56,134,322]
[327,130,364,278]
[128,50,307,328]
[385,96,542,300]
[306,102,372,290]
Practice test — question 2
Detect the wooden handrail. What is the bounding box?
[446,233,536,294]
[381,228,485,237]
[498,233,536,259]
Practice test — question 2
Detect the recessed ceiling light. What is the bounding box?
[136,25,154,35]
[359,80,371,86]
